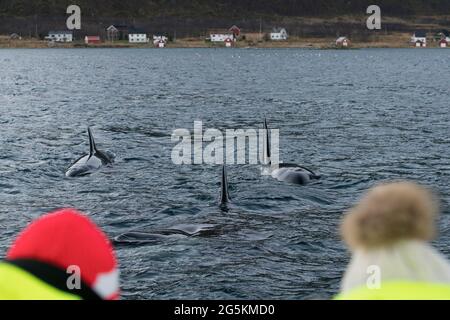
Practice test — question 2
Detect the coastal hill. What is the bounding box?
[1,0,450,17]
[0,0,449,39]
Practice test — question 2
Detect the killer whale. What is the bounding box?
[65,127,114,177]
[113,224,217,245]
[219,165,230,206]
[262,118,320,185]
[113,166,231,245]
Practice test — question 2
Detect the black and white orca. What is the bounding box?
[262,118,320,185]
[219,165,231,206]
[113,166,230,245]
[113,224,217,245]
[65,127,114,177]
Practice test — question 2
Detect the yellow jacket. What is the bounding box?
[0,262,80,300]
[335,281,450,300]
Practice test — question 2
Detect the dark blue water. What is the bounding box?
[0,48,449,299]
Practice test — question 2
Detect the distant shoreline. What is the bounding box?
[0,34,448,50]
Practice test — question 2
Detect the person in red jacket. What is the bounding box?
[0,208,119,300]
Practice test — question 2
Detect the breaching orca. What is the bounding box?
[65,127,114,177]
[262,118,320,185]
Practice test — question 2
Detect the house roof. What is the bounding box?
[336,36,348,42]
[229,25,241,35]
[48,30,73,35]
[414,31,427,37]
[129,28,146,34]
[107,25,128,32]
[209,29,234,34]
[271,28,286,33]
[438,29,450,37]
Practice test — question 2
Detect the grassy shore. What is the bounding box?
[0,33,447,49]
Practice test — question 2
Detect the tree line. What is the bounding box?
[1,0,449,18]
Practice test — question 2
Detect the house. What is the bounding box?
[270,28,288,41]
[128,29,148,43]
[225,37,233,47]
[434,30,450,42]
[439,39,448,48]
[229,25,241,38]
[209,29,235,42]
[411,31,427,47]
[157,40,166,48]
[106,25,129,41]
[336,36,350,48]
[9,33,21,40]
[45,31,73,42]
[84,36,101,44]
[153,35,168,46]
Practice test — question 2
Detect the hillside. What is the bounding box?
[0,1,449,38]
[1,0,450,18]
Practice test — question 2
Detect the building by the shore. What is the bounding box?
[411,31,427,47]
[225,38,233,47]
[434,30,449,42]
[45,31,73,42]
[209,29,235,42]
[106,25,129,41]
[270,28,288,40]
[84,36,101,44]
[153,35,167,43]
[10,33,21,40]
[229,25,241,38]
[208,25,240,42]
[128,29,149,43]
[336,36,350,48]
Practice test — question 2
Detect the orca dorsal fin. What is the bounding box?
[220,165,230,205]
[263,118,271,165]
[88,127,97,156]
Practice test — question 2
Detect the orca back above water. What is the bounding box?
[262,118,320,185]
[65,127,114,177]
[113,224,217,245]
[113,167,231,245]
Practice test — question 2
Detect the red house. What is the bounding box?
[84,36,101,44]
[229,25,241,38]
[439,39,448,48]
[225,38,233,47]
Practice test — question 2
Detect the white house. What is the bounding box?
[209,30,235,42]
[129,30,148,43]
[411,31,427,47]
[10,33,22,40]
[336,36,351,48]
[45,31,73,42]
[270,28,288,40]
[153,35,168,46]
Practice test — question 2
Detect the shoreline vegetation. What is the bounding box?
[0,33,448,49]
[1,14,449,49]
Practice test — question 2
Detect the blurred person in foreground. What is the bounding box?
[336,181,450,300]
[0,208,119,300]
